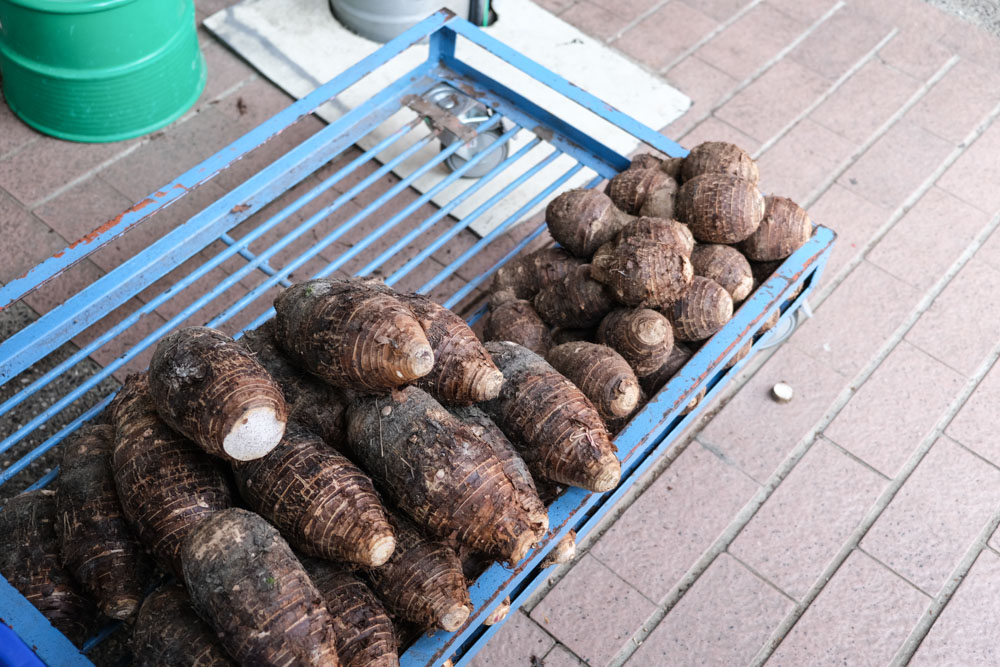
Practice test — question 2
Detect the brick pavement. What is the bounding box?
[2,0,1000,664]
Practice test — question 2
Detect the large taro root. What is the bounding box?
[545,190,634,257]
[181,509,340,666]
[109,373,233,577]
[546,342,641,421]
[56,424,151,621]
[242,321,348,446]
[738,195,812,261]
[149,326,287,462]
[482,341,621,492]
[346,386,547,563]
[640,342,694,396]
[365,516,471,633]
[675,173,765,244]
[232,425,396,567]
[616,216,695,256]
[0,490,96,645]
[273,278,434,393]
[681,141,759,184]
[666,277,734,342]
[690,244,754,303]
[597,308,674,378]
[490,247,583,300]
[591,228,693,308]
[131,585,235,667]
[533,264,616,329]
[607,167,676,216]
[302,561,398,667]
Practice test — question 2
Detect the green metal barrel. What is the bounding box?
[0,0,206,142]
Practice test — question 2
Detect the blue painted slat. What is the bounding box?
[0,576,91,667]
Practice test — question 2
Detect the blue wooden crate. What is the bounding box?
[0,10,834,666]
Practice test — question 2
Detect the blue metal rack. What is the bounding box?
[0,10,834,666]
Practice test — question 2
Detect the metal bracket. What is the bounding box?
[403,93,477,143]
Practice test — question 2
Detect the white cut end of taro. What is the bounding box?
[440,604,471,632]
[772,382,794,403]
[223,408,286,461]
[368,535,396,568]
[591,458,622,492]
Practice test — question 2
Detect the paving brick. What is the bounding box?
[591,444,760,599]
[910,549,1000,665]
[468,610,555,667]
[827,341,965,477]
[947,357,1000,465]
[766,0,838,24]
[906,59,1000,145]
[862,435,1000,595]
[530,555,655,667]
[878,25,954,81]
[810,60,922,144]
[698,345,846,481]
[21,259,106,319]
[937,119,1000,215]
[0,134,135,207]
[561,1,632,42]
[628,554,792,666]
[33,177,135,248]
[789,6,890,81]
[0,91,39,159]
[679,116,761,154]
[940,15,1000,72]
[663,56,739,136]
[806,183,892,283]
[867,187,989,291]
[99,107,241,201]
[755,119,855,204]
[906,258,1000,377]
[791,260,921,378]
[730,439,886,599]
[975,224,1000,273]
[195,0,235,18]
[542,645,583,667]
[837,119,953,210]
[74,297,170,381]
[198,38,257,106]
[0,193,68,285]
[678,0,748,22]
[614,2,717,69]
[589,0,659,23]
[695,3,805,81]
[534,0,575,14]
[716,60,829,142]
[767,550,929,665]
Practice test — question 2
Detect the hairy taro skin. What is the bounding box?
[545,189,633,257]
[591,235,694,308]
[546,342,642,421]
[666,276,734,342]
[490,247,583,300]
[273,278,434,392]
[690,244,754,303]
[533,264,616,329]
[181,509,341,666]
[738,195,812,261]
[56,424,151,621]
[597,308,675,377]
[640,342,694,396]
[675,173,765,244]
[484,298,554,355]
[607,167,675,215]
[681,141,759,185]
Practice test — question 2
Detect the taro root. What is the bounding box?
[629,153,663,170]
[545,190,634,257]
[132,585,235,667]
[638,184,678,220]
[662,156,685,180]
[149,326,288,462]
[690,244,754,303]
[751,258,784,288]
[56,425,151,621]
[759,309,780,335]
[534,264,616,329]
[273,278,434,392]
[597,308,674,377]
[666,276,734,342]
[725,340,753,370]
[550,327,596,346]
[675,173,765,244]
[640,342,694,396]
[607,167,676,215]
[681,141,759,184]
[546,342,642,421]
[490,247,583,300]
[484,295,554,355]
[738,195,812,261]
[0,490,96,645]
[591,230,693,308]
[681,387,708,415]
[540,530,577,568]
[617,216,694,257]
[482,341,621,492]
[483,597,512,626]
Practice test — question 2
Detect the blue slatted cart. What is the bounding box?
[0,11,834,666]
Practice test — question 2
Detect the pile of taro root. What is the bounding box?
[0,141,811,667]
[483,140,812,424]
